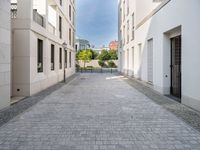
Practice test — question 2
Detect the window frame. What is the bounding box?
[37,39,43,73]
[51,44,55,71]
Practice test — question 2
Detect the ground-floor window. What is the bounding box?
[37,39,43,73]
[69,51,72,68]
[59,48,62,69]
[65,50,68,68]
[132,47,134,75]
[51,44,55,71]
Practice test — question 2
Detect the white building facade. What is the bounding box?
[118,0,200,111]
[11,0,76,97]
[0,0,11,110]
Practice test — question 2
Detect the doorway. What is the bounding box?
[170,35,181,101]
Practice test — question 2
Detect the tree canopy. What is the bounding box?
[77,50,92,68]
[97,49,111,61]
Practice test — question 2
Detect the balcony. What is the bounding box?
[33,9,44,27]
[11,3,17,19]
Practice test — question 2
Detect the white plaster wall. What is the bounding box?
[0,0,10,109]
[12,0,76,97]
[118,0,136,73]
[119,0,200,111]
[135,0,162,25]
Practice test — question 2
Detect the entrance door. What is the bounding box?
[171,36,181,100]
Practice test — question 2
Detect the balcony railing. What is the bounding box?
[11,9,17,19]
[11,3,17,19]
[33,9,44,27]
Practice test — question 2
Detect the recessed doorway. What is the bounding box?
[170,35,181,101]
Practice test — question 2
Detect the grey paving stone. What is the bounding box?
[0,73,199,150]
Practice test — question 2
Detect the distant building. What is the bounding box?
[109,40,118,50]
[75,38,90,51]
[92,48,102,54]
[101,45,110,51]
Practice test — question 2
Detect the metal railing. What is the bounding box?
[77,67,118,74]
[11,3,17,19]
[33,9,44,27]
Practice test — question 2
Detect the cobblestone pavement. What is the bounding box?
[0,73,200,150]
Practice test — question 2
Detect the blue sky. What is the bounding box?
[76,0,118,48]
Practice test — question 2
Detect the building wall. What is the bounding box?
[118,0,200,111]
[75,39,90,51]
[109,41,118,50]
[0,0,11,110]
[12,0,76,97]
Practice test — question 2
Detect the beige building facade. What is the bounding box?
[118,0,200,111]
[11,0,76,97]
[0,0,11,110]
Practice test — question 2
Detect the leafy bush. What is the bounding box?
[98,60,108,68]
[97,50,111,61]
[108,60,117,68]
[109,50,118,60]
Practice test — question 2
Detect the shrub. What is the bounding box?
[108,60,117,68]
[97,50,111,61]
[98,60,108,68]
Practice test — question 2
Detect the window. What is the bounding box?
[69,51,72,68]
[127,20,129,43]
[73,11,75,25]
[73,31,75,48]
[127,0,129,15]
[127,49,129,71]
[65,50,68,68]
[119,8,122,26]
[51,44,55,71]
[60,0,62,6]
[69,5,72,21]
[69,28,72,45]
[132,13,135,40]
[37,39,43,73]
[120,30,122,48]
[123,1,125,21]
[59,48,62,69]
[123,25,125,45]
[132,47,135,75]
[59,16,62,39]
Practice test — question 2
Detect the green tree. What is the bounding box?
[89,49,98,60]
[109,50,118,60]
[97,49,111,61]
[77,50,92,68]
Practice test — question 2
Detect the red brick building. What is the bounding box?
[109,40,118,50]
